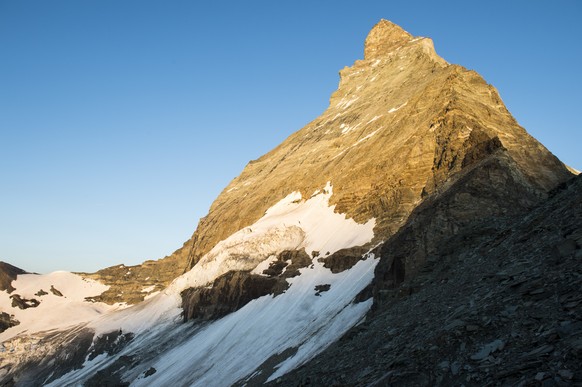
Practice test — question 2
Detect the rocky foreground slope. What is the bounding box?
[274,174,582,386]
[0,20,578,386]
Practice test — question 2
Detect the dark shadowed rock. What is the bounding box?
[314,284,331,296]
[87,330,135,361]
[0,262,27,293]
[181,271,286,321]
[84,355,135,387]
[49,285,63,297]
[372,152,542,299]
[9,294,40,309]
[276,250,312,278]
[144,367,157,377]
[0,311,20,333]
[322,246,370,273]
[270,174,582,386]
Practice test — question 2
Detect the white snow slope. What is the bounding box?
[5,183,379,386]
[0,272,123,342]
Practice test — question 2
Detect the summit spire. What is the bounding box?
[364,19,414,60]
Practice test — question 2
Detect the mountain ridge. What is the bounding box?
[85,18,570,305]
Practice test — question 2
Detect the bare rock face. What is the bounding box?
[0,262,27,293]
[81,251,187,304]
[86,19,571,305]
[372,150,542,295]
[322,246,372,274]
[364,19,413,59]
[0,312,19,333]
[181,271,283,321]
[181,249,311,322]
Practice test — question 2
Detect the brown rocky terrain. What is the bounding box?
[86,20,571,305]
[81,251,187,304]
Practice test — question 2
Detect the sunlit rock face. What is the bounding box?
[87,18,570,304]
[175,18,569,272]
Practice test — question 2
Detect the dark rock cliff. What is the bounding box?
[271,175,582,386]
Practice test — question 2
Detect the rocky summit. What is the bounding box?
[0,20,579,386]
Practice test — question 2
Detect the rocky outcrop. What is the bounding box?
[181,271,283,321]
[87,330,134,361]
[181,249,312,321]
[9,294,39,310]
[0,312,19,334]
[81,254,185,304]
[0,327,95,386]
[49,285,63,297]
[263,250,312,278]
[322,246,372,274]
[0,262,26,293]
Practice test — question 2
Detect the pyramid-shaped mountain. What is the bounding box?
[0,20,577,386]
[84,19,570,304]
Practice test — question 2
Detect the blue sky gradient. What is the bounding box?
[1,1,580,273]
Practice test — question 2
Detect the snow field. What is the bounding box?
[130,256,378,386]
[0,272,121,341]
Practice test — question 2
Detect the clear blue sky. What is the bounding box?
[1,1,580,274]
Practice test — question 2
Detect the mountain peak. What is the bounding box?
[2,20,576,387]
[364,19,414,60]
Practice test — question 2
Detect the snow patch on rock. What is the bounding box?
[389,101,407,113]
[140,285,156,293]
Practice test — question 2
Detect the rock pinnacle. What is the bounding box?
[364,19,413,60]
